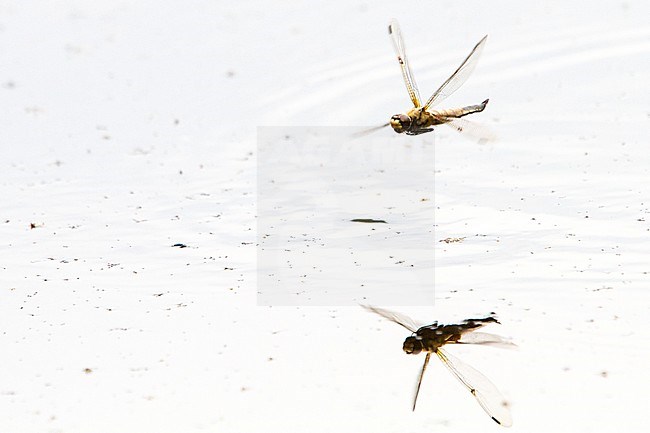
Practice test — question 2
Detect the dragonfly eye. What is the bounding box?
[390,114,411,133]
[403,336,423,354]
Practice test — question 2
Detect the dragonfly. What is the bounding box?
[384,19,490,136]
[363,305,514,427]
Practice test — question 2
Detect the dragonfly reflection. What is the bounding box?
[384,20,490,136]
[363,305,514,427]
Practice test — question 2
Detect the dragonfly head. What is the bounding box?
[390,113,411,133]
[403,335,423,354]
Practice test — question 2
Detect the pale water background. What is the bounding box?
[257,127,436,306]
[1,1,649,432]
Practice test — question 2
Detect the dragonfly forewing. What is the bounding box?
[361,305,422,333]
[436,348,513,427]
[412,352,431,411]
[388,19,422,108]
[423,35,488,110]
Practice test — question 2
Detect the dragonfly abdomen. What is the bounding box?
[430,99,489,121]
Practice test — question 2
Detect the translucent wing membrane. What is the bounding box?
[443,117,497,144]
[388,20,422,108]
[423,35,488,110]
[436,348,513,427]
[361,305,422,333]
[457,332,518,349]
[351,122,390,138]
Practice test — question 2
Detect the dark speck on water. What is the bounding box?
[351,218,387,224]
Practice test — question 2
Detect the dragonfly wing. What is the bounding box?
[388,19,422,108]
[361,305,422,333]
[443,117,497,144]
[412,352,431,411]
[351,122,390,138]
[435,348,513,427]
[423,35,488,110]
[457,332,517,349]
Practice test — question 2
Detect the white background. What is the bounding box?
[1,1,649,432]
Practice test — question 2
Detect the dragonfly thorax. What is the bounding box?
[403,335,424,354]
[390,113,411,133]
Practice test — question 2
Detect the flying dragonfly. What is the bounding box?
[382,19,490,137]
[363,305,514,427]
